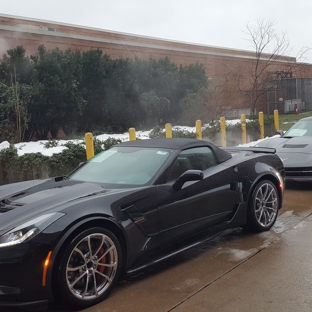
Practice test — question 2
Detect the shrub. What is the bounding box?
[149,126,165,138]
[48,142,86,177]
[149,125,196,139]
[0,144,18,165]
[42,139,59,148]
[95,137,122,152]
[0,137,123,183]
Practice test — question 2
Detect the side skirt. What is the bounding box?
[126,202,247,275]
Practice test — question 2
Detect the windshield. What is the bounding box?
[284,120,312,137]
[68,146,172,186]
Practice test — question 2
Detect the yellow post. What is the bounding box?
[129,128,136,141]
[259,112,264,139]
[85,132,94,160]
[220,117,226,147]
[241,114,247,144]
[165,123,172,138]
[274,109,279,132]
[196,120,202,140]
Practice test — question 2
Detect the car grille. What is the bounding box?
[285,167,312,177]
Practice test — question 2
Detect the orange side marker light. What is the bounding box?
[42,251,52,287]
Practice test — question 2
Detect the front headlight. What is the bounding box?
[0,212,65,248]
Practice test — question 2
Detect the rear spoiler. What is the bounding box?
[222,146,276,154]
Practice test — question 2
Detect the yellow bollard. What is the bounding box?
[165,123,172,138]
[196,120,202,140]
[85,132,94,160]
[259,112,264,139]
[220,117,226,147]
[274,109,279,132]
[129,128,136,141]
[241,114,247,144]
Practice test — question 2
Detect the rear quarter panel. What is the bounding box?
[222,150,285,207]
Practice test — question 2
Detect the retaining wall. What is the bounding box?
[0,165,49,185]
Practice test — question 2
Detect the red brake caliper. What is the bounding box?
[96,247,106,281]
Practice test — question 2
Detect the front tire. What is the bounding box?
[244,180,279,232]
[56,227,122,308]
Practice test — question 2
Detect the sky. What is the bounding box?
[0,0,312,63]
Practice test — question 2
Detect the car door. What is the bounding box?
[156,147,240,245]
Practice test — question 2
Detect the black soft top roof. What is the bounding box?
[116,138,232,163]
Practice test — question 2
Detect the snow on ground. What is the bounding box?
[0,119,274,156]
[0,130,150,156]
[237,135,281,147]
[14,140,81,156]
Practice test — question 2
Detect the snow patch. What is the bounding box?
[0,119,276,155]
[0,141,10,150]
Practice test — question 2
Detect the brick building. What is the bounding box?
[1,14,312,114]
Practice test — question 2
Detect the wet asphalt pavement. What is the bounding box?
[4,182,312,312]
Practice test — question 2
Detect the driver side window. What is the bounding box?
[167,147,217,181]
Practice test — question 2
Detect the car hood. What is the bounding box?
[256,136,312,167]
[256,136,290,148]
[0,178,128,233]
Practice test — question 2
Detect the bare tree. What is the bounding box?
[232,19,309,115]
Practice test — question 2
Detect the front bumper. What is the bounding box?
[0,296,48,308]
[285,166,312,181]
[0,240,53,306]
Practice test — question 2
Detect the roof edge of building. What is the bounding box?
[0,13,296,63]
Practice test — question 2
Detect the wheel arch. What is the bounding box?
[49,217,128,299]
[247,173,283,209]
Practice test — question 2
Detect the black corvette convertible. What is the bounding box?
[0,138,285,308]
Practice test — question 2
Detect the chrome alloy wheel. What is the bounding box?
[254,182,278,227]
[66,233,118,300]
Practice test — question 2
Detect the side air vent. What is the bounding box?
[283,144,308,148]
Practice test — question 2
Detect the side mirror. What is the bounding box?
[172,170,204,191]
[275,130,284,137]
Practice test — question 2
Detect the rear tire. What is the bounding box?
[55,227,122,308]
[244,180,279,232]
